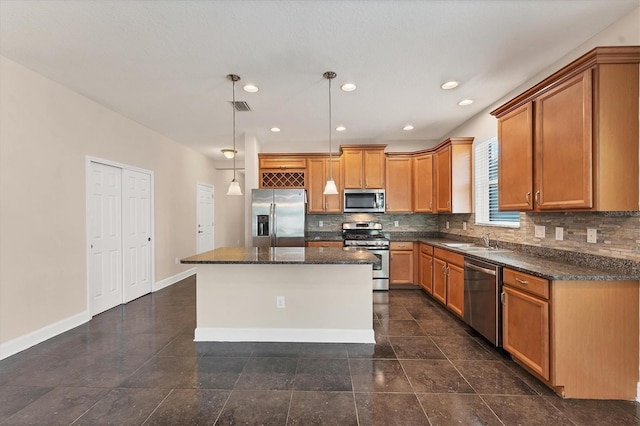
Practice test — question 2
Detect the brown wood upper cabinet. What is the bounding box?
[434,138,473,213]
[385,155,413,212]
[307,156,342,213]
[413,153,434,213]
[342,145,386,189]
[258,154,307,188]
[492,46,640,211]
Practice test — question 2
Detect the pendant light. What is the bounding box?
[226,74,243,196]
[323,71,339,195]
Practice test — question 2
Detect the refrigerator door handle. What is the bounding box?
[270,202,276,246]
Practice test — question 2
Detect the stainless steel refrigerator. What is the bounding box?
[251,189,306,247]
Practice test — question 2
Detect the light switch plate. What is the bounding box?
[534,225,545,238]
[394,220,399,227]
[555,227,563,241]
[319,220,323,228]
[587,228,597,244]
[446,221,450,229]
[462,221,467,230]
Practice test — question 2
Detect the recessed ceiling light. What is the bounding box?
[340,83,356,92]
[336,126,346,132]
[458,99,474,106]
[403,125,414,131]
[441,81,459,90]
[243,84,259,93]
[270,127,281,132]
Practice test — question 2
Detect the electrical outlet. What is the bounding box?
[394,220,399,227]
[534,225,545,238]
[175,257,179,264]
[555,227,563,241]
[462,221,467,231]
[319,220,323,228]
[587,228,597,244]
[276,296,285,309]
[446,221,450,229]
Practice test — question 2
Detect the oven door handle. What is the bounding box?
[464,262,497,276]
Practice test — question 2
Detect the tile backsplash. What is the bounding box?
[306,211,639,266]
[438,211,640,263]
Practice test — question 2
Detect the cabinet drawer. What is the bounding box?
[420,243,433,255]
[307,241,343,248]
[259,157,306,169]
[390,241,414,251]
[433,248,464,267]
[503,268,549,299]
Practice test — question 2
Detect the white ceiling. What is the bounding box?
[1,0,637,162]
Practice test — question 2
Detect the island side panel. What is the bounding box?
[194,263,374,343]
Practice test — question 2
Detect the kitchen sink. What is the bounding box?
[462,246,511,253]
[443,243,476,248]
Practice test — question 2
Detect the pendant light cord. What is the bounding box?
[232,77,237,182]
[328,75,333,180]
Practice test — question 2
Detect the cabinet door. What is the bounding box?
[435,146,451,212]
[385,157,413,212]
[498,103,534,210]
[432,258,447,304]
[446,263,464,318]
[503,285,550,380]
[306,158,326,213]
[364,149,385,188]
[419,252,433,294]
[324,157,342,212]
[535,70,593,210]
[343,149,364,188]
[390,250,414,284]
[413,154,434,212]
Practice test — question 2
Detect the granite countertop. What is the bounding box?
[418,237,638,281]
[181,246,380,265]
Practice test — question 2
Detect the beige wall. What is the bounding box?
[213,169,246,248]
[0,56,218,346]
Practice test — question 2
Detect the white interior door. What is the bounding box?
[123,169,152,303]
[89,162,123,315]
[197,183,214,253]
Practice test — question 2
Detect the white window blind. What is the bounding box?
[474,137,520,227]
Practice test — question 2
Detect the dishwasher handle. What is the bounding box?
[464,261,497,276]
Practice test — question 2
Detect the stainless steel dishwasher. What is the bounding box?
[463,257,502,347]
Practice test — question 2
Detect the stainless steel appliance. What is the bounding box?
[463,257,503,347]
[343,189,385,213]
[342,222,390,290]
[252,189,306,247]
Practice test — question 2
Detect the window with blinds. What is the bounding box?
[475,137,520,227]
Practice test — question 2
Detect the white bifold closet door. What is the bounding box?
[89,162,152,316]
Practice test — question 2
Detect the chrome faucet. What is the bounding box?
[481,233,491,247]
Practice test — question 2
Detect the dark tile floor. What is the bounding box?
[1,276,638,425]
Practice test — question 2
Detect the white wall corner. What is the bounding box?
[636,382,640,402]
[153,267,196,292]
[0,310,90,361]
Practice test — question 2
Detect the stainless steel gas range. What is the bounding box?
[342,222,390,290]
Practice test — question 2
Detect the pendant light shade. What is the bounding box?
[226,73,243,196]
[323,71,339,195]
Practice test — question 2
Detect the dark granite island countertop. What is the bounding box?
[181,246,379,265]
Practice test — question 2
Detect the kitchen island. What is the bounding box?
[181,247,379,343]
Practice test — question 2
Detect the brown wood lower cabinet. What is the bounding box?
[306,241,343,248]
[390,242,414,285]
[502,267,639,400]
[432,248,464,318]
[419,244,433,294]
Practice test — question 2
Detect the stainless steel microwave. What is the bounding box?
[343,189,385,213]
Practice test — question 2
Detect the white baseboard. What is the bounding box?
[153,267,196,292]
[0,310,90,360]
[194,327,376,344]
